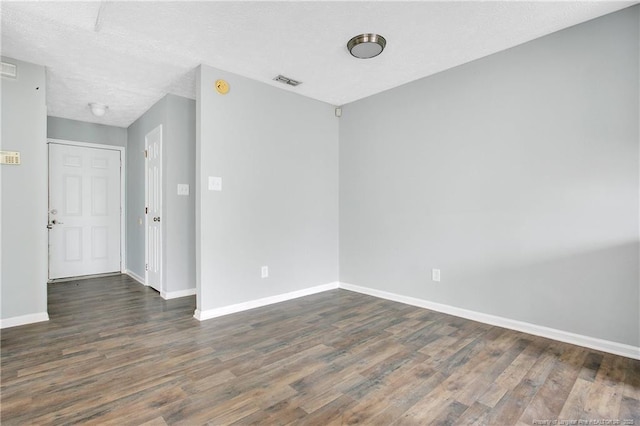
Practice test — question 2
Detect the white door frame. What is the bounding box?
[144,125,163,292]
[47,138,126,274]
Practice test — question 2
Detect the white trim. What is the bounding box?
[47,139,127,274]
[0,312,49,329]
[49,272,120,283]
[128,271,195,300]
[188,278,639,359]
[47,138,123,152]
[338,282,640,360]
[161,288,196,300]
[194,282,339,321]
[126,270,146,286]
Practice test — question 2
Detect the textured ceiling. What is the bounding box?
[1,1,636,128]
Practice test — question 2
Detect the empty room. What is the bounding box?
[1,1,639,425]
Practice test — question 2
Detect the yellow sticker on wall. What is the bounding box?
[215,79,229,95]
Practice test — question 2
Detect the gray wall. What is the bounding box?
[47,116,127,147]
[127,97,165,279]
[339,7,640,347]
[196,65,339,313]
[127,94,196,294]
[164,95,196,294]
[1,57,48,320]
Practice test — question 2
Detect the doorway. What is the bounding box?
[145,125,162,292]
[48,140,125,280]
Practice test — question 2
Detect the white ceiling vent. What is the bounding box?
[273,75,302,87]
[1,62,17,79]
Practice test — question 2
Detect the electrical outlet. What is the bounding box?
[261,266,269,278]
[432,269,441,282]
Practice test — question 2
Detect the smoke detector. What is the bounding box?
[89,103,108,117]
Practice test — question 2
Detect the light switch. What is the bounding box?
[208,176,222,191]
[177,184,189,196]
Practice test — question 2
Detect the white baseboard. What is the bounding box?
[0,312,49,329]
[161,288,196,300]
[126,270,146,286]
[194,281,340,321]
[338,282,640,360]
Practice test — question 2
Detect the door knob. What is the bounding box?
[48,219,64,228]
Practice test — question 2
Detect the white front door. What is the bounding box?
[48,143,121,279]
[145,125,162,292]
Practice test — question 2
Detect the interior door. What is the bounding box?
[145,125,162,292]
[48,143,121,279]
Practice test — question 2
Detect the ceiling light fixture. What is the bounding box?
[89,102,108,117]
[347,33,387,59]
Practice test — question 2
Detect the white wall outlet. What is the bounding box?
[177,184,190,196]
[261,266,269,278]
[208,176,222,191]
[432,268,441,282]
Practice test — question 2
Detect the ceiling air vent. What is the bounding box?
[273,75,301,87]
[1,62,17,79]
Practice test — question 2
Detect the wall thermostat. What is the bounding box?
[0,151,20,165]
[215,79,229,95]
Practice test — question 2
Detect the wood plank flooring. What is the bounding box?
[1,275,638,425]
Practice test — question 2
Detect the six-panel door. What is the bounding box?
[48,143,121,279]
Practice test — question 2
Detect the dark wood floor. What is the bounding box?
[1,275,638,425]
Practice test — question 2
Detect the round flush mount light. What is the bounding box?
[347,33,387,59]
[89,102,108,117]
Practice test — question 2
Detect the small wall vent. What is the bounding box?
[273,75,302,87]
[1,62,17,79]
